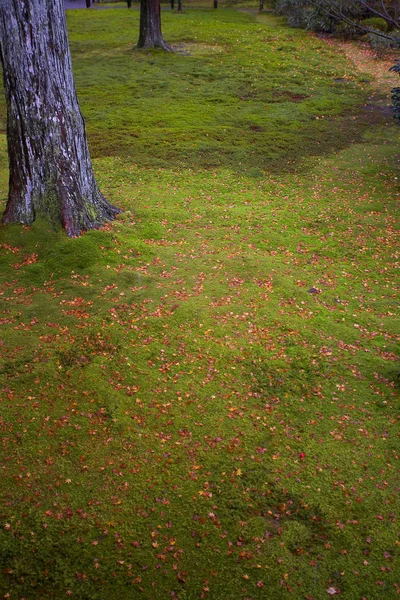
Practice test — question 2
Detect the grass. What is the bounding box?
[0,7,399,600]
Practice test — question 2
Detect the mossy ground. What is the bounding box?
[0,7,399,600]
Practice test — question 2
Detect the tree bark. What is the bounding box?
[137,0,170,50]
[177,0,182,12]
[0,0,120,237]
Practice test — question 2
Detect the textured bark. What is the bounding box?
[0,0,120,237]
[137,0,170,50]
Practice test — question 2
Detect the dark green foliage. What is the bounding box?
[392,86,400,119]
[390,60,400,119]
[273,0,400,46]
[273,0,365,33]
[361,16,389,32]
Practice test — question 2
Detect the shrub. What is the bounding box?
[334,20,361,39]
[273,0,334,32]
[391,86,400,120]
[390,60,400,120]
[272,0,307,28]
[360,17,389,33]
[273,0,400,51]
[304,6,334,33]
[367,30,398,54]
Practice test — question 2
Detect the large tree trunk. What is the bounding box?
[0,0,120,237]
[137,0,170,50]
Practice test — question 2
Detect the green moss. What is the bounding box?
[0,7,399,600]
[64,9,369,173]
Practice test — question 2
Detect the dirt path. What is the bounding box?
[255,10,398,105]
[323,38,399,105]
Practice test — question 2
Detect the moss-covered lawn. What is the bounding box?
[0,7,399,599]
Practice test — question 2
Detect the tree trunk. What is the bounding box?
[86,0,91,7]
[127,0,132,7]
[171,0,174,10]
[137,0,170,50]
[177,0,182,12]
[393,0,399,23]
[0,0,120,237]
[213,0,218,8]
[259,0,263,11]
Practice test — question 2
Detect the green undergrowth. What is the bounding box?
[0,7,399,600]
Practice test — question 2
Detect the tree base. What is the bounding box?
[2,188,121,238]
[136,40,171,51]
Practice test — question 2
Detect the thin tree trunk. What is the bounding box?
[171,0,174,10]
[137,0,170,50]
[0,0,119,237]
[259,0,263,10]
[177,0,182,12]
[213,0,218,8]
[394,0,399,22]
